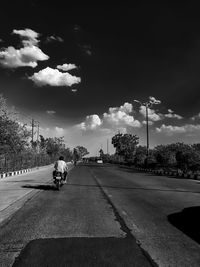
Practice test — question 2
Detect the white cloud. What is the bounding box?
[142,120,153,126]
[57,63,77,71]
[13,28,39,46]
[46,110,56,115]
[139,105,163,122]
[103,110,140,128]
[156,124,200,135]
[103,102,140,128]
[0,46,49,68]
[191,113,200,121]
[78,115,102,131]
[78,102,141,134]
[46,35,64,43]
[164,108,183,119]
[29,67,81,87]
[164,113,183,119]
[0,28,49,68]
[149,96,161,105]
[40,126,65,138]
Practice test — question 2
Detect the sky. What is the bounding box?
[1,1,200,156]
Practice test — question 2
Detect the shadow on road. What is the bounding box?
[168,206,200,244]
[22,184,56,191]
[13,237,152,267]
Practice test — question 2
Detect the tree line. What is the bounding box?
[99,133,200,172]
[0,95,88,173]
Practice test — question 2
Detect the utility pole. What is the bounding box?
[107,139,109,154]
[37,122,40,142]
[134,97,161,168]
[36,122,40,153]
[145,104,149,158]
[31,119,39,148]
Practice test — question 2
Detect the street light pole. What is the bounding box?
[145,103,149,160]
[134,96,161,168]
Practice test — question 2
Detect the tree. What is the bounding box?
[153,144,176,167]
[0,116,31,154]
[134,146,147,166]
[99,149,104,159]
[112,133,139,162]
[73,146,89,161]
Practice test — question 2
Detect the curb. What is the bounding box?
[0,168,33,179]
[0,164,54,180]
[134,167,200,180]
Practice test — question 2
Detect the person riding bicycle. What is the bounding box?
[53,156,68,184]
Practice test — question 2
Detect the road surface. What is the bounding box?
[0,163,200,266]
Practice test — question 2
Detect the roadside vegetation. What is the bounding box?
[96,133,200,176]
[0,95,88,173]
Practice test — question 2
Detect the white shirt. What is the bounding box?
[54,160,68,173]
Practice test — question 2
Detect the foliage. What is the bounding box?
[153,144,177,167]
[0,112,31,154]
[73,146,89,161]
[112,133,139,161]
[134,146,147,166]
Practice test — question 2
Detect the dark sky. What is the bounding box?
[1,1,200,154]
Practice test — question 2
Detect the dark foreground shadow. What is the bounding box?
[13,237,152,267]
[168,206,200,244]
[22,184,56,191]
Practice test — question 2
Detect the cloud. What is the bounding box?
[164,109,183,119]
[40,126,65,138]
[46,110,56,115]
[191,112,200,121]
[164,113,183,119]
[103,103,141,128]
[46,35,64,43]
[0,46,49,68]
[78,115,102,131]
[57,63,77,71]
[139,105,163,122]
[156,124,200,135]
[78,102,141,134]
[78,44,92,56]
[142,120,154,126]
[149,96,161,105]
[0,28,49,68]
[29,67,81,87]
[13,28,40,46]
[73,24,81,31]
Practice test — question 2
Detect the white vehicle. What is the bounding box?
[97,159,103,164]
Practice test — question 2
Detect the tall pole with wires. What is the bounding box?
[145,103,149,159]
[134,97,161,167]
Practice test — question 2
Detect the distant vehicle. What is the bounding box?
[97,159,103,164]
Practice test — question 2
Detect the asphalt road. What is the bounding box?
[0,163,200,266]
[0,164,153,267]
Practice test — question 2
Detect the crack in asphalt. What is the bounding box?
[89,168,158,267]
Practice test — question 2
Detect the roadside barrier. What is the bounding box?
[134,167,200,180]
[0,164,54,180]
